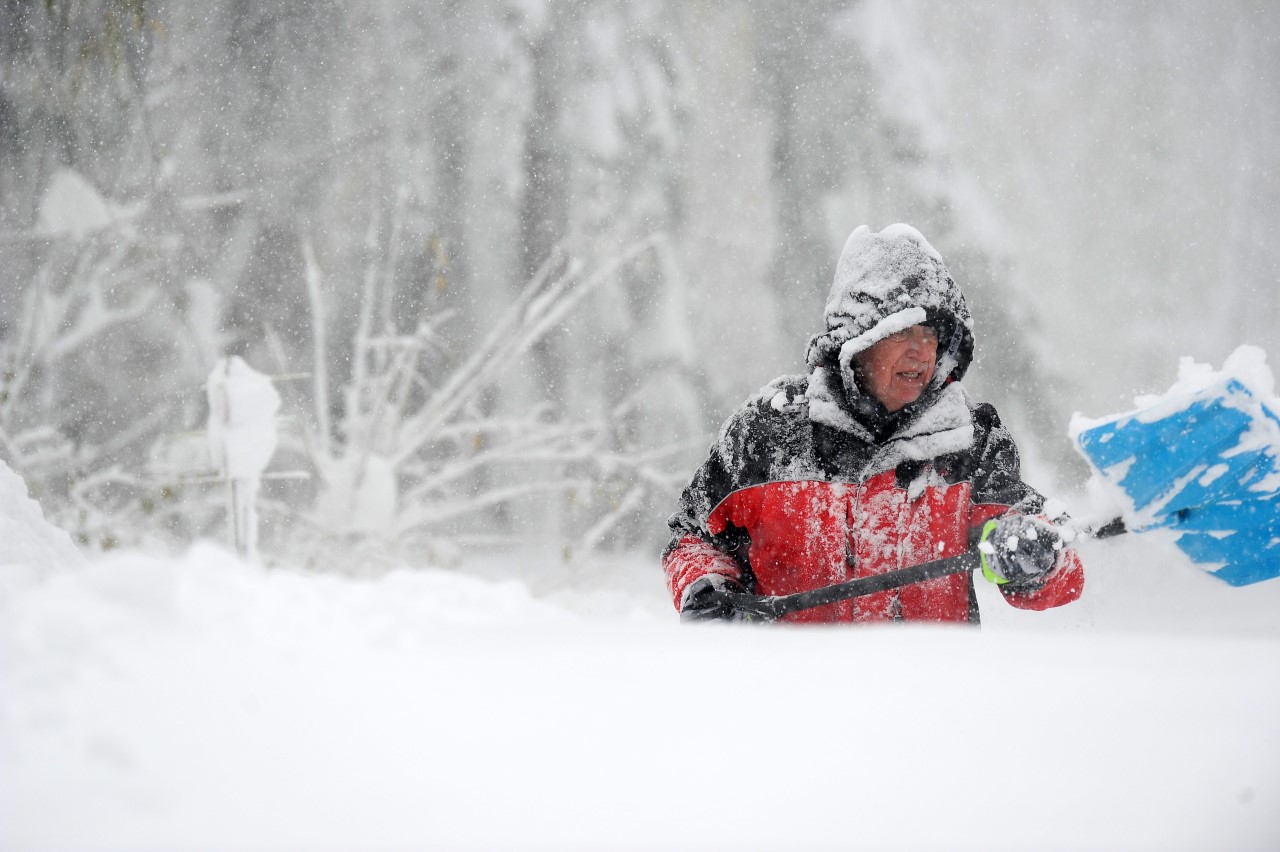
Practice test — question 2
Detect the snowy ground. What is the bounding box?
[3,527,1280,851]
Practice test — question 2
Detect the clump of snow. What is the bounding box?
[1073,345,1278,437]
[1139,345,1277,406]
[206,357,280,481]
[0,457,86,591]
[314,451,399,536]
[836,305,927,365]
[206,357,281,559]
[36,169,112,238]
[1069,346,1280,465]
[878,222,945,263]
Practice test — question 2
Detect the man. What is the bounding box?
[664,224,1084,623]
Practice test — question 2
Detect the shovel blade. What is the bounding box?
[1074,377,1280,586]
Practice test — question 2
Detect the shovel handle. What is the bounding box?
[722,550,983,621]
[1091,517,1128,538]
[721,515,1125,622]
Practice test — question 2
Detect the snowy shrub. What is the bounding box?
[266,236,692,572]
[0,205,213,553]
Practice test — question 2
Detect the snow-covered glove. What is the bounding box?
[978,515,1063,588]
[680,575,747,623]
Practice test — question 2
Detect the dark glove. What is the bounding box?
[679,575,747,623]
[979,515,1063,587]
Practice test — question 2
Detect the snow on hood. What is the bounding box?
[805,224,975,395]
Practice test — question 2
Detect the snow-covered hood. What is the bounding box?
[804,224,975,416]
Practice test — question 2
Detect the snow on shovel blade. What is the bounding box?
[1072,348,1280,587]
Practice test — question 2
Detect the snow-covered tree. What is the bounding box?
[2,0,1278,560]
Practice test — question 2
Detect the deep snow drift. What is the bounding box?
[7,340,1280,852]
[3,542,1279,851]
[3,457,1280,851]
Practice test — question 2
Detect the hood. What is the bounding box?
[804,224,975,435]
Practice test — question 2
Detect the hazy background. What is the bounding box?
[2,0,1278,568]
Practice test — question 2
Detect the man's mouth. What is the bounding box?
[897,370,924,381]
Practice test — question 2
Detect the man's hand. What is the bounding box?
[679,575,747,622]
[979,515,1063,587]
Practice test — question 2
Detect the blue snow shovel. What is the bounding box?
[720,366,1280,622]
[1073,374,1280,587]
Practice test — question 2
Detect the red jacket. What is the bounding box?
[667,224,1084,623]
[663,378,1084,624]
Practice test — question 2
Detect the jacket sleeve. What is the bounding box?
[968,403,1085,611]
[661,410,756,612]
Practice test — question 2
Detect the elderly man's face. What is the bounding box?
[853,325,939,412]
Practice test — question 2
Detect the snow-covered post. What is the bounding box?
[207,358,281,561]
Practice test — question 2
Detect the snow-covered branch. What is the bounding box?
[268,230,686,564]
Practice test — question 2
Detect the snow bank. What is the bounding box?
[0,457,85,588]
[2,543,1278,851]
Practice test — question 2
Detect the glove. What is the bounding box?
[979,515,1063,587]
[679,575,746,622]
